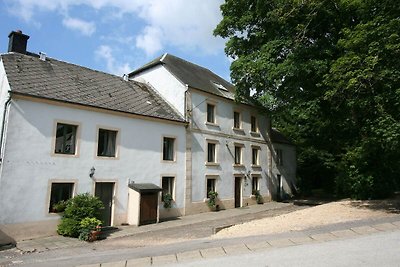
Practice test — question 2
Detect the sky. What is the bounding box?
[0,0,232,81]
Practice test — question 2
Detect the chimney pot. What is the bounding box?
[8,30,30,54]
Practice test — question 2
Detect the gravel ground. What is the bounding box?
[214,199,400,238]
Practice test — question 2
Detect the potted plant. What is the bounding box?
[163,193,173,209]
[207,191,219,211]
[78,217,102,242]
[252,190,263,204]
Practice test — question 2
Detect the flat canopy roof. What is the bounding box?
[128,183,162,193]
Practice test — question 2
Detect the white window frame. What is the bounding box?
[251,146,261,167]
[205,176,218,199]
[205,139,219,166]
[47,180,77,214]
[161,176,175,201]
[233,143,244,166]
[233,110,242,130]
[250,115,259,133]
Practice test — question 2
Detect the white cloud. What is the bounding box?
[62,17,96,36]
[95,45,132,75]
[5,0,225,55]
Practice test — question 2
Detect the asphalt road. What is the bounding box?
[176,230,400,267]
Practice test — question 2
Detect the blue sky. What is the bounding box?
[0,0,231,81]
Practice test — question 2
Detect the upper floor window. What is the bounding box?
[97,128,117,157]
[207,103,216,123]
[252,147,260,165]
[276,149,283,166]
[233,111,241,129]
[234,145,242,165]
[163,137,175,161]
[207,142,217,163]
[55,123,77,155]
[251,116,258,132]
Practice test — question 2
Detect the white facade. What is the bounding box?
[133,64,296,214]
[0,63,186,240]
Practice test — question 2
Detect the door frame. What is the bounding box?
[94,180,117,226]
[234,176,242,208]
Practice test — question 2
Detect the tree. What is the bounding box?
[215,0,400,199]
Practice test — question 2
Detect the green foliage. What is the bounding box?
[207,191,219,208]
[252,190,263,204]
[215,0,400,199]
[52,200,67,213]
[78,217,102,241]
[162,193,173,209]
[57,193,104,237]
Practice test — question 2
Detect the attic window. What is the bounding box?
[212,81,228,92]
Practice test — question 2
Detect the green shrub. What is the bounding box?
[53,200,67,213]
[207,191,218,208]
[163,193,173,209]
[57,193,104,238]
[78,217,102,241]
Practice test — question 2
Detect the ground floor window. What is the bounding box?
[162,176,175,200]
[49,183,74,213]
[206,178,216,198]
[252,177,260,193]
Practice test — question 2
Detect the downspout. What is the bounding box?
[0,95,11,163]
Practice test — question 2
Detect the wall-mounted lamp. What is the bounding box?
[89,166,95,178]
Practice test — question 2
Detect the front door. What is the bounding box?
[234,177,242,208]
[95,182,114,226]
[140,192,158,225]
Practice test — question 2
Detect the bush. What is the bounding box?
[207,191,218,208]
[78,217,102,241]
[57,193,104,238]
[163,193,173,209]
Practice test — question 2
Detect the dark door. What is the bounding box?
[234,177,242,208]
[95,182,114,226]
[277,174,282,201]
[140,192,158,225]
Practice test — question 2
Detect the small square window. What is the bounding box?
[97,129,117,157]
[207,103,215,123]
[162,176,174,200]
[251,116,258,132]
[252,148,259,165]
[252,177,259,192]
[234,145,242,165]
[276,149,283,166]
[207,142,217,163]
[206,178,216,198]
[49,183,74,213]
[233,111,241,129]
[55,123,77,154]
[163,137,175,161]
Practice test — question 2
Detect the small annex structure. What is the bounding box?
[0,31,187,241]
[130,53,296,215]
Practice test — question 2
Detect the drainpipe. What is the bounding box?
[0,96,11,163]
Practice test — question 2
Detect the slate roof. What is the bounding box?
[1,52,185,123]
[129,53,237,101]
[271,128,294,145]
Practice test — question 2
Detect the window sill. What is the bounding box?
[233,164,245,168]
[205,122,220,127]
[162,160,176,163]
[232,127,245,133]
[251,164,261,168]
[53,152,79,158]
[250,131,261,137]
[96,155,119,160]
[205,162,220,167]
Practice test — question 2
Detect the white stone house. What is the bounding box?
[129,54,297,215]
[0,31,187,241]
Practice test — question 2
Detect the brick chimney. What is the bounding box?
[8,30,30,54]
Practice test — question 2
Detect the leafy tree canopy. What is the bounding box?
[215,0,400,199]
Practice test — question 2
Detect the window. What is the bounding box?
[252,177,259,192]
[207,103,215,123]
[97,129,117,157]
[233,111,241,129]
[49,183,74,213]
[251,116,258,132]
[252,147,259,165]
[276,149,283,166]
[207,142,217,163]
[234,145,242,165]
[163,137,175,161]
[162,176,174,200]
[55,123,77,154]
[206,178,216,198]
